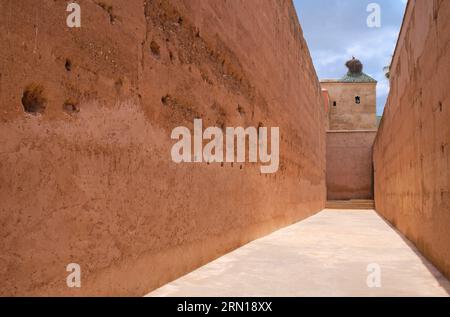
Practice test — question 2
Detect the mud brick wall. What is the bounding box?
[373,0,450,279]
[321,82,377,131]
[0,0,326,295]
[326,130,376,200]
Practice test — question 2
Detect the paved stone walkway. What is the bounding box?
[147,210,450,296]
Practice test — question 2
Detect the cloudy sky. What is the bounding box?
[293,0,407,115]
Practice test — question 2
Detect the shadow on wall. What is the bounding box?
[326,130,377,200]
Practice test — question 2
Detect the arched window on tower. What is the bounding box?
[355,96,361,104]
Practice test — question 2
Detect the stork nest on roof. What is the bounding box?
[345,57,363,74]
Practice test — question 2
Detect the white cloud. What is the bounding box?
[377,79,390,97]
[315,50,348,67]
[294,0,406,115]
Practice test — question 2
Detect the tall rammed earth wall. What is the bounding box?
[327,130,376,200]
[0,0,326,295]
[373,0,450,279]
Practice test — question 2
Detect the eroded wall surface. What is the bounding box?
[327,131,376,200]
[373,0,450,279]
[0,0,326,295]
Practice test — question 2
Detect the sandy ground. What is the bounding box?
[147,209,450,297]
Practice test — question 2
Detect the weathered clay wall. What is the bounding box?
[321,89,330,130]
[373,0,450,279]
[321,82,377,130]
[0,0,326,295]
[327,131,376,200]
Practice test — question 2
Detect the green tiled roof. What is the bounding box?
[340,71,377,83]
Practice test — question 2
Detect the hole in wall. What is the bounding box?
[161,94,170,106]
[257,121,264,138]
[63,99,80,114]
[237,104,245,115]
[150,40,160,59]
[65,59,72,71]
[114,78,123,93]
[21,83,47,114]
[217,119,225,132]
[355,96,360,104]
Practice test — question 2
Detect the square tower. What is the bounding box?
[321,58,377,130]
